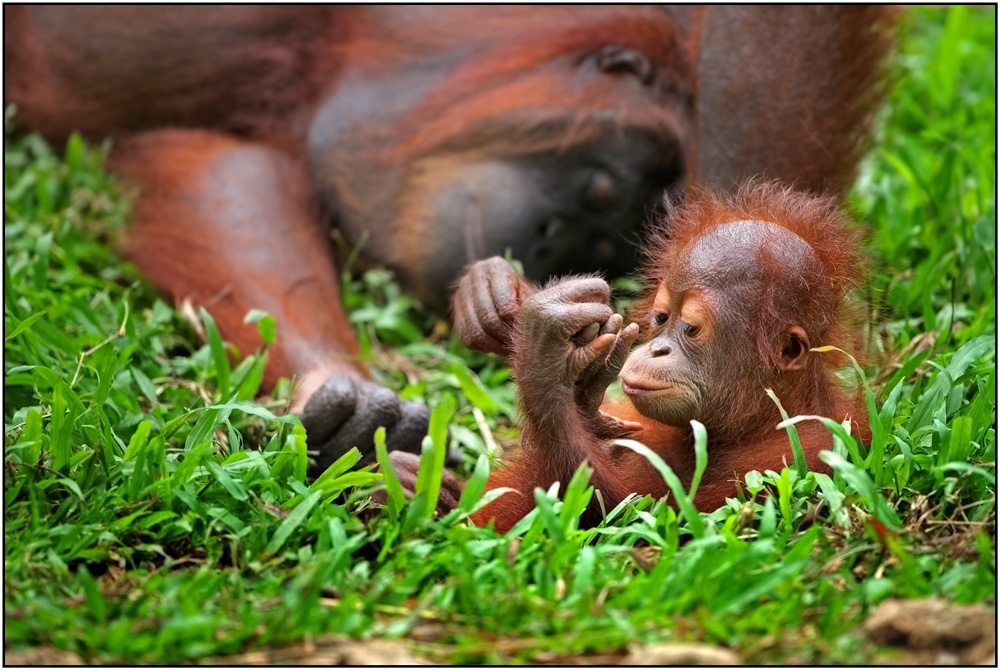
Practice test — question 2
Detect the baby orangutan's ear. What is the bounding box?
[778,326,810,371]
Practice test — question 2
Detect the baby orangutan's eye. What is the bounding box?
[653,311,668,325]
[683,323,699,337]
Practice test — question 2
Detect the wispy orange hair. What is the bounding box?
[629,180,871,428]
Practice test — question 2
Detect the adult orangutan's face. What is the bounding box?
[308,6,695,308]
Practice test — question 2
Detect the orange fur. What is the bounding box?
[474,183,872,533]
[109,130,369,391]
[5,6,895,397]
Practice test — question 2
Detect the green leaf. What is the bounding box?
[234,355,266,401]
[944,415,973,466]
[291,424,308,482]
[265,491,321,555]
[399,492,427,535]
[185,406,232,452]
[19,408,43,466]
[778,414,864,466]
[49,381,80,472]
[205,401,300,426]
[413,439,436,511]
[786,524,821,562]
[170,441,214,488]
[201,308,231,399]
[936,461,995,482]
[4,310,47,342]
[56,477,84,501]
[813,473,849,527]
[422,393,456,517]
[451,363,497,413]
[615,437,706,539]
[206,461,248,501]
[128,437,163,501]
[64,132,85,170]
[765,388,808,478]
[32,232,52,292]
[311,447,362,489]
[312,471,379,500]
[688,420,709,500]
[759,496,777,539]
[458,454,491,513]
[374,427,405,517]
[78,568,107,623]
[571,546,596,600]
[559,461,594,531]
[123,421,152,461]
[776,469,793,524]
[907,336,994,432]
[744,470,764,495]
[819,450,901,529]
[92,345,117,407]
[717,560,804,615]
[131,367,159,406]
[534,484,564,541]
[244,309,277,346]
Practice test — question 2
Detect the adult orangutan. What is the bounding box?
[403,182,870,531]
[4,6,894,468]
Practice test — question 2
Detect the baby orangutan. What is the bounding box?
[391,182,871,531]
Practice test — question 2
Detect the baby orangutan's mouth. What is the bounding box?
[621,378,680,398]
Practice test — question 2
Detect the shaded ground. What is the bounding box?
[864,598,996,665]
[11,599,990,666]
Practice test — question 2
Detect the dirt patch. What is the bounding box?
[5,646,84,665]
[864,598,995,665]
[200,635,428,665]
[624,643,741,665]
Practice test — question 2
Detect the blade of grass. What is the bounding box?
[765,389,810,479]
[201,308,231,400]
[819,450,901,529]
[422,393,456,518]
[458,454,491,514]
[374,427,405,517]
[688,420,709,500]
[615,432,706,539]
[265,490,321,555]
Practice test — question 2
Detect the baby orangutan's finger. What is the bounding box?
[592,411,644,440]
[569,332,616,379]
[571,321,601,346]
[599,313,624,336]
[602,322,641,381]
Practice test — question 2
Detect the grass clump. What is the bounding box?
[4,7,995,664]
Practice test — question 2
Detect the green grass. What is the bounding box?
[4,7,995,664]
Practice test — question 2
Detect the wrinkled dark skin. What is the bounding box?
[513,278,641,441]
[302,376,461,476]
[303,379,462,512]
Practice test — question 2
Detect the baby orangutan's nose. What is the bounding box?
[650,334,674,357]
